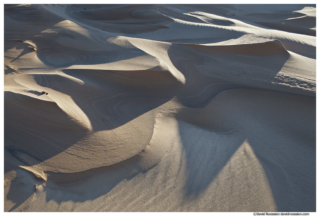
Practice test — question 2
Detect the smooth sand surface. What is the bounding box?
[4,4,315,212]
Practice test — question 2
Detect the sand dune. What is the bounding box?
[4,4,316,212]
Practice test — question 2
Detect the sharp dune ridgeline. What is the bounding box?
[4,4,316,212]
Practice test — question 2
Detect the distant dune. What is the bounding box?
[4,4,316,212]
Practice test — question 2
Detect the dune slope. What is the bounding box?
[4,4,316,212]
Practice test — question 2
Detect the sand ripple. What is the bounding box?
[4,4,316,212]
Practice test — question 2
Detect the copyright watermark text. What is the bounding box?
[253,213,310,216]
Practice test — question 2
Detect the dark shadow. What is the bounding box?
[5,4,144,69]
[177,4,314,35]
[5,146,148,211]
[4,4,315,212]
[4,154,45,212]
[4,4,178,210]
[166,39,293,107]
[4,65,16,75]
[41,151,156,206]
[9,43,36,63]
[4,91,89,169]
[5,66,178,210]
[169,5,316,58]
[175,90,315,211]
[26,90,45,96]
[4,4,65,53]
[66,5,173,35]
[33,29,147,68]
[256,17,316,37]
[244,94,316,211]
[177,121,246,197]
[39,68,181,131]
[247,116,316,211]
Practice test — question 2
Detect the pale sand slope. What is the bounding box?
[4,4,315,212]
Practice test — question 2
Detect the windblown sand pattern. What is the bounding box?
[4,4,315,212]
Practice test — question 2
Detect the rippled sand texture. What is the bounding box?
[4,4,316,212]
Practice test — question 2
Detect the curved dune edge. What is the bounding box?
[4,4,315,212]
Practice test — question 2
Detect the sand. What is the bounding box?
[4,4,316,212]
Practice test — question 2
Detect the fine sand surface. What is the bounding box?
[4,4,316,212]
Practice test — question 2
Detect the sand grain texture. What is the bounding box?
[4,4,316,212]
